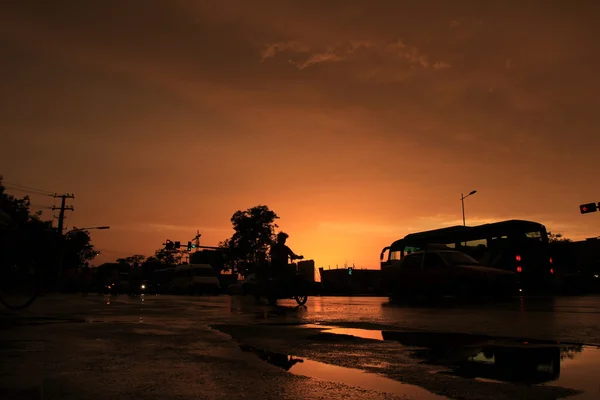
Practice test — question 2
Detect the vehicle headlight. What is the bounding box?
[141,284,146,289]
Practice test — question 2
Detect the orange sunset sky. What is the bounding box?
[1,1,599,268]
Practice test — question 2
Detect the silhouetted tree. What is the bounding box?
[143,256,160,265]
[63,229,96,270]
[0,176,97,285]
[154,248,182,265]
[0,178,40,226]
[548,232,572,243]
[116,254,146,268]
[219,205,279,274]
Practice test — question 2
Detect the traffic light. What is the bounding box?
[174,241,181,249]
[165,240,174,250]
[348,267,353,275]
[580,203,598,214]
[187,241,192,251]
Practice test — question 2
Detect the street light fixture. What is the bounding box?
[460,190,477,226]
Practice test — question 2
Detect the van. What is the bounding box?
[171,264,220,295]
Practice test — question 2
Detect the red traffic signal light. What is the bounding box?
[580,203,598,214]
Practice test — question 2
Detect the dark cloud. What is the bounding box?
[1,0,600,265]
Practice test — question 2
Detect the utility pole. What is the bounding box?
[194,230,201,251]
[52,193,74,290]
[52,193,75,234]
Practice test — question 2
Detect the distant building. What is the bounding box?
[319,267,381,295]
[550,238,600,274]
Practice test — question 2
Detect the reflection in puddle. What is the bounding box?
[303,324,384,341]
[555,348,600,400]
[240,345,446,399]
[303,324,600,400]
[380,331,586,385]
[240,345,304,371]
[304,325,600,399]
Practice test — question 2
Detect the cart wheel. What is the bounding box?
[294,295,308,306]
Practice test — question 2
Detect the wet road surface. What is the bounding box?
[1,294,600,399]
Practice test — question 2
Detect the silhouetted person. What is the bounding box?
[269,232,303,280]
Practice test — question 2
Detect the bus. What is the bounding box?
[380,220,554,291]
[171,264,220,295]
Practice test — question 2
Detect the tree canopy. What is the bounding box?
[548,231,572,243]
[116,254,146,268]
[0,176,97,279]
[219,205,279,273]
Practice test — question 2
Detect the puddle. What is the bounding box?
[240,344,446,399]
[303,324,600,399]
[549,347,600,399]
[303,324,384,341]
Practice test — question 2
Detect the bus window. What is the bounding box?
[525,231,543,240]
[380,248,390,261]
[459,239,487,260]
[390,251,401,261]
[489,236,509,247]
[463,239,487,248]
[445,243,456,248]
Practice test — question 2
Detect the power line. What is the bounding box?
[2,181,54,196]
[3,185,53,197]
[2,183,57,217]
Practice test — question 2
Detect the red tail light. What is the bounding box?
[517,266,523,273]
[516,255,522,262]
[549,257,553,264]
[550,268,554,274]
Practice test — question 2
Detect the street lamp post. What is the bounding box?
[461,190,477,226]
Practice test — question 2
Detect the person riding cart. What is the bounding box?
[269,232,303,280]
